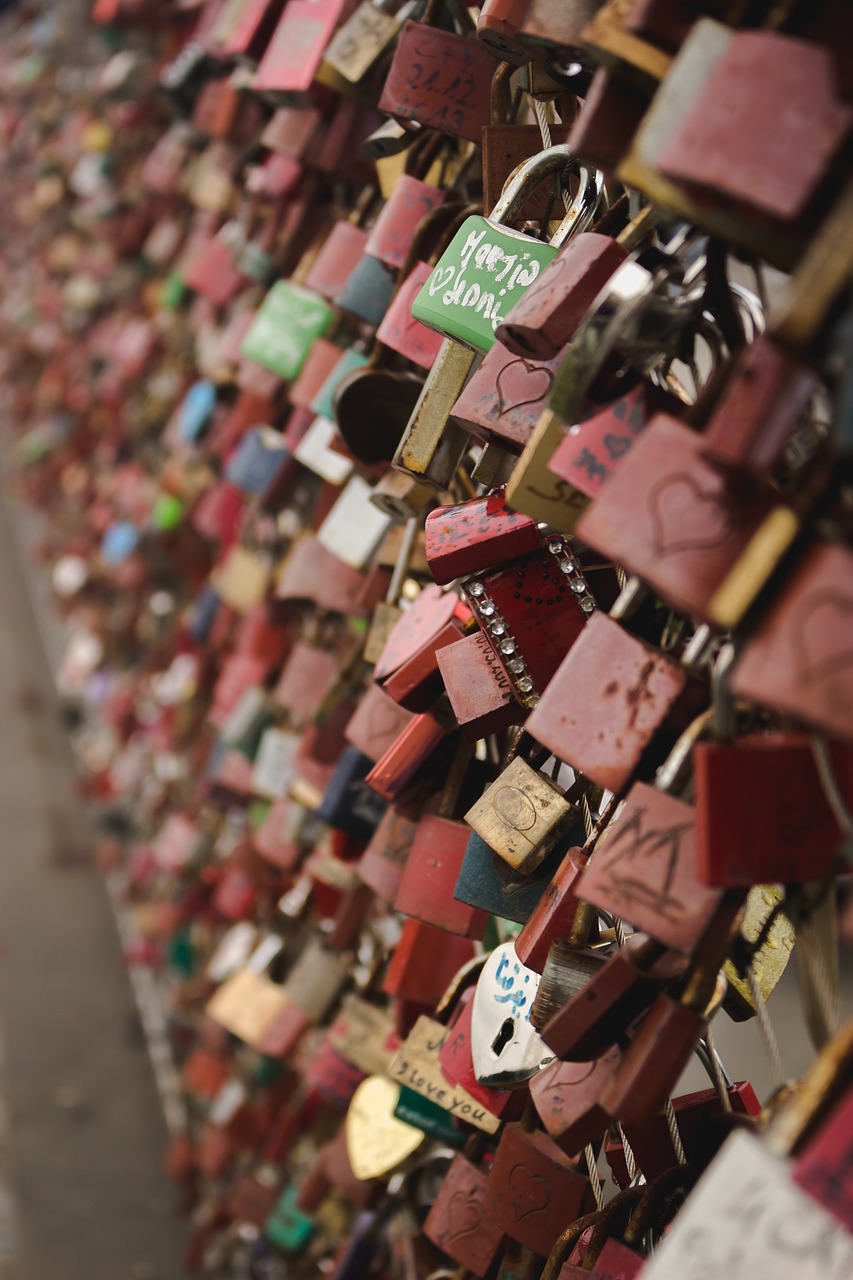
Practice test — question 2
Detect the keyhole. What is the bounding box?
[491,1018,515,1057]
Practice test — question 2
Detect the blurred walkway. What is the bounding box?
[0,493,186,1280]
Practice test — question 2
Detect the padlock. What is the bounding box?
[374,202,478,371]
[379,2,496,142]
[272,640,340,723]
[240,280,335,382]
[424,487,541,585]
[305,222,371,303]
[264,1184,317,1255]
[546,379,672,501]
[365,706,451,802]
[461,537,596,709]
[451,336,568,453]
[453,822,574,924]
[730,538,853,747]
[365,175,448,272]
[392,336,479,490]
[288,338,347,412]
[476,0,533,62]
[481,63,572,217]
[438,988,518,1119]
[513,844,587,973]
[316,476,395,571]
[344,682,414,764]
[526,610,689,795]
[494,209,656,361]
[530,1046,623,1156]
[320,0,408,88]
[373,582,468,705]
[334,250,398,329]
[251,0,352,101]
[315,745,388,840]
[575,413,780,624]
[465,754,574,876]
[695,721,853,888]
[383,919,476,1007]
[598,892,745,1126]
[618,1078,761,1187]
[411,145,604,353]
[484,1123,595,1256]
[541,932,682,1063]
[580,714,725,954]
[700,333,820,478]
[394,738,490,938]
[423,1153,506,1276]
[470,941,554,1087]
[654,29,852,230]
[224,426,289,496]
[437,629,528,739]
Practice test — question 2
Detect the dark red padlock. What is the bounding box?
[701,335,819,477]
[462,542,590,709]
[581,779,724,955]
[530,1047,623,1156]
[730,539,853,747]
[382,919,476,1005]
[364,175,447,269]
[794,1082,853,1233]
[514,846,586,973]
[484,1123,595,1256]
[496,231,628,360]
[379,17,495,143]
[344,682,415,763]
[695,733,853,886]
[424,1154,505,1276]
[394,741,490,939]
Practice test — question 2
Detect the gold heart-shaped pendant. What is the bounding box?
[345,1075,425,1181]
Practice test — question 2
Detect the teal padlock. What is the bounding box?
[241,280,334,381]
[411,144,604,353]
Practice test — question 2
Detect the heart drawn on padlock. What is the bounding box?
[647,471,735,558]
[447,1189,485,1245]
[792,589,853,690]
[495,358,555,418]
[471,943,554,1087]
[508,1164,550,1220]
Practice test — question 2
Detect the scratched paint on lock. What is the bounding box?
[581,783,722,954]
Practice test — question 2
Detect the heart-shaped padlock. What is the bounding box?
[471,942,554,1087]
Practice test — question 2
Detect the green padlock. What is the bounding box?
[241,280,334,381]
[411,144,604,353]
[264,1185,316,1255]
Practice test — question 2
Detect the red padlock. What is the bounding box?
[526,611,688,794]
[425,488,542,585]
[730,539,853,747]
[423,1154,506,1277]
[575,414,778,624]
[484,1123,595,1256]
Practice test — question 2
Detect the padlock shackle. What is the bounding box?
[655,708,713,795]
[490,144,604,245]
